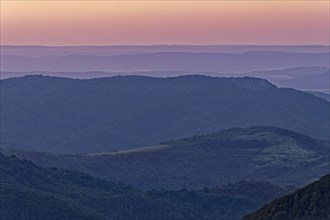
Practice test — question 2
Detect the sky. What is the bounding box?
[1,1,329,46]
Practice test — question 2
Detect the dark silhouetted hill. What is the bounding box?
[243,174,330,220]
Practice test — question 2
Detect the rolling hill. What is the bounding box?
[2,126,328,190]
[243,174,330,220]
[1,75,329,153]
[0,153,288,220]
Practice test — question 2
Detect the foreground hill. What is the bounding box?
[2,127,328,190]
[1,75,329,153]
[0,153,287,220]
[243,174,330,220]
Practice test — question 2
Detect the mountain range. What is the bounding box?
[2,66,328,95]
[2,45,329,57]
[1,51,329,73]
[2,45,328,93]
[1,47,329,219]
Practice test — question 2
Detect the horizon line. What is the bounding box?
[1,44,330,47]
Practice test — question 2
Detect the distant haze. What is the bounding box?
[1,45,329,57]
[1,1,329,45]
[1,45,329,93]
[1,46,328,73]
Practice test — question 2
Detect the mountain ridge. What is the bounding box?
[1,75,329,153]
[2,126,328,190]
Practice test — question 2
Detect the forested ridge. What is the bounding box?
[0,153,288,220]
[243,175,330,220]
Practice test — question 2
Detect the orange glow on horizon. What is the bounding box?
[1,1,329,45]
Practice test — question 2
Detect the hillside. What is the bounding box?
[2,126,328,190]
[243,174,330,220]
[0,153,287,220]
[1,75,329,153]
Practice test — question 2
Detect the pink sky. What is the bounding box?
[1,1,329,45]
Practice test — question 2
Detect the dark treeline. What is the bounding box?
[0,153,287,220]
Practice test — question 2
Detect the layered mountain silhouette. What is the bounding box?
[2,126,328,190]
[244,66,330,92]
[1,51,329,73]
[0,153,288,220]
[1,75,329,153]
[1,67,329,94]
[2,45,329,57]
[243,174,330,220]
